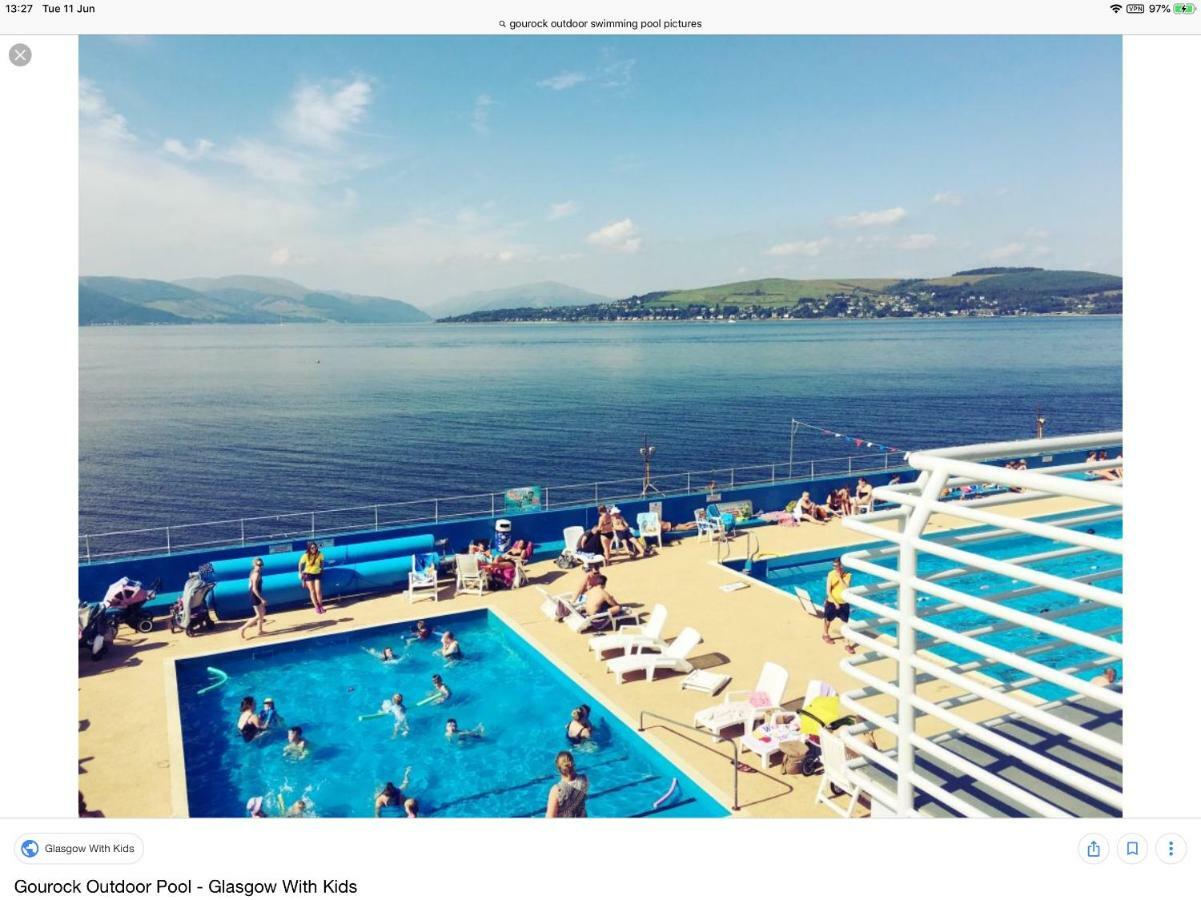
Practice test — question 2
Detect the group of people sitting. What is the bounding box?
[792,478,876,524]
[574,505,654,565]
[466,537,534,589]
[1085,450,1123,481]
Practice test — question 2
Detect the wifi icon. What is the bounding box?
[1110,3,1122,10]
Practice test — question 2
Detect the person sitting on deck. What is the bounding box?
[577,526,606,558]
[609,508,647,559]
[855,478,874,514]
[486,539,531,588]
[1091,667,1119,687]
[793,491,830,524]
[582,574,628,626]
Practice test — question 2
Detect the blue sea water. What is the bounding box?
[749,513,1123,701]
[79,317,1121,535]
[175,610,727,818]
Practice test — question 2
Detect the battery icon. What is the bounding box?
[1174,2,1195,12]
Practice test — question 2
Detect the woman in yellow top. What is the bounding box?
[297,542,327,615]
[822,559,856,653]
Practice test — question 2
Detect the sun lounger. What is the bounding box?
[606,627,702,684]
[693,661,789,736]
[562,526,604,567]
[681,670,732,695]
[587,604,668,659]
[794,587,821,618]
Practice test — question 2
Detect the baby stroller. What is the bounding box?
[78,601,116,661]
[796,694,857,777]
[102,577,160,634]
[170,573,216,636]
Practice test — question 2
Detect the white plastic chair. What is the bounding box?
[794,587,822,618]
[815,729,865,817]
[694,509,716,543]
[606,627,702,684]
[562,526,603,566]
[407,553,441,604]
[454,554,488,597]
[693,661,789,736]
[588,604,668,659]
[636,512,663,550]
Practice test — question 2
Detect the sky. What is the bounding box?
[79,35,1122,309]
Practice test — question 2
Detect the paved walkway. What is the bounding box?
[78,495,1097,818]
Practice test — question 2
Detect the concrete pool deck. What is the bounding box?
[78,494,1104,818]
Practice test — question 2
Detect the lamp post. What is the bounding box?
[639,435,660,496]
[1035,408,1047,439]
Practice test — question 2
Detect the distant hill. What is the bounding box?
[79,275,431,325]
[434,281,612,317]
[440,268,1122,322]
[79,285,190,325]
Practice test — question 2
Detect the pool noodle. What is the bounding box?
[197,666,228,695]
[652,777,679,809]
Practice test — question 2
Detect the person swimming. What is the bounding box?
[419,673,451,706]
[259,697,282,730]
[237,696,263,742]
[283,725,309,759]
[406,620,432,643]
[373,766,413,817]
[565,707,592,745]
[445,718,485,741]
[364,646,399,663]
[382,693,409,738]
[435,631,462,661]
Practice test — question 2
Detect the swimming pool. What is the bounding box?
[732,511,1122,701]
[173,610,727,818]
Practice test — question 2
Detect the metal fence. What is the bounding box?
[79,451,908,563]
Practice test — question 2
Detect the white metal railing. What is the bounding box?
[835,431,1123,818]
[78,450,910,562]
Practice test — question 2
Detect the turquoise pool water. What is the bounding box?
[175,610,726,818]
[738,512,1122,701]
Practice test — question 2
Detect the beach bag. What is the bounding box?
[554,551,574,569]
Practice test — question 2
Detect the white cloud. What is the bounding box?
[834,206,907,228]
[898,233,938,251]
[162,138,214,161]
[599,55,636,89]
[765,237,829,257]
[471,93,494,135]
[79,79,135,143]
[1026,227,1051,240]
[538,71,587,91]
[586,218,642,253]
[281,79,373,148]
[931,191,963,206]
[547,201,579,220]
[220,139,312,185]
[270,247,292,266]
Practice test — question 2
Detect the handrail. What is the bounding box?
[79,449,913,562]
[838,431,1124,818]
[638,709,741,811]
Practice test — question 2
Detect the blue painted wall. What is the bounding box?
[78,445,1119,616]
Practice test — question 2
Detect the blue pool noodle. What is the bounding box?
[205,534,434,581]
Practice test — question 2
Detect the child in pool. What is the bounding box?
[420,674,451,705]
[283,726,310,760]
[444,718,485,741]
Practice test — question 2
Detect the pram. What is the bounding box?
[102,577,160,634]
[170,573,216,636]
[78,601,116,661]
[795,693,858,777]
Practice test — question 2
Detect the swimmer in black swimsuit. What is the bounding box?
[237,696,263,742]
[565,707,592,745]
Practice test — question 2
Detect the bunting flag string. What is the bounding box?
[789,418,907,454]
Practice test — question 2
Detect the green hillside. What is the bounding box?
[79,276,432,325]
[79,285,189,325]
[646,278,897,308]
